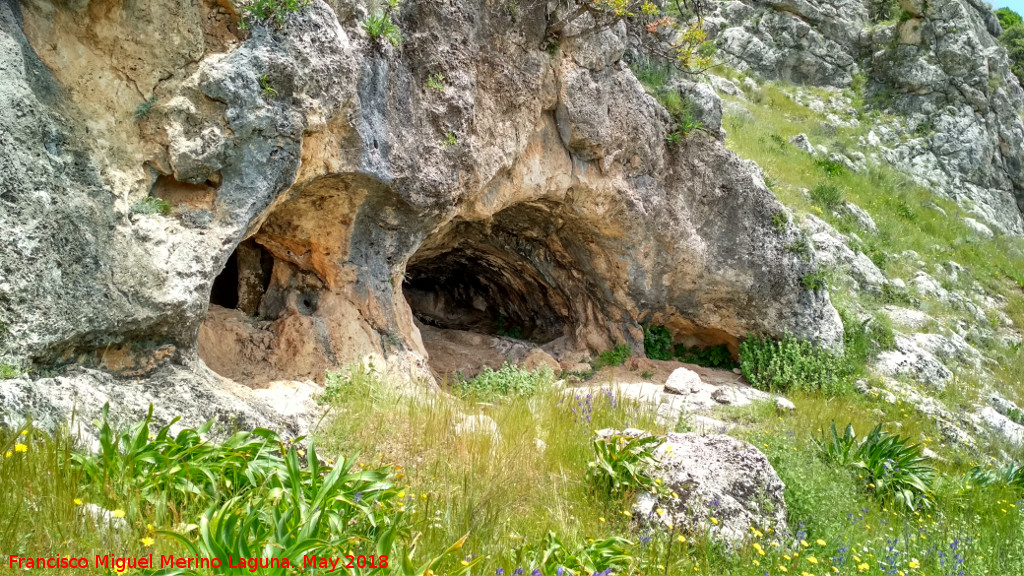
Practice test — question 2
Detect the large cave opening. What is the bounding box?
[402,201,606,377]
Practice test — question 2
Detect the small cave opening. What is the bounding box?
[207,239,275,316]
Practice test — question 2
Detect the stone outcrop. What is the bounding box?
[0,0,842,410]
[710,0,1024,234]
[629,430,789,543]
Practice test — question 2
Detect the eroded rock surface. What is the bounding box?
[0,0,842,403]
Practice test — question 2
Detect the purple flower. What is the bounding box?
[497,570,504,576]
[557,567,564,576]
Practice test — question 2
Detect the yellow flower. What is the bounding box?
[908,560,920,569]
[710,517,719,525]
[676,534,685,543]
[460,561,469,566]
[656,508,666,516]
[74,498,83,506]
[753,543,766,556]
[397,491,405,499]
[816,539,826,546]
[20,430,28,436]
[112,509,126,518]
[599,517,606,523]
[800,539,809,548]
[14,443,27,453]
[147,523,155,532]
[857,563,870,571]
[808,556,819,564]
[4,451,10,458]
[140,537,154,547]
[779,566,788,573]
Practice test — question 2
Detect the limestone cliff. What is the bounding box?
[711,0,1024,234]
[0,0,840,427]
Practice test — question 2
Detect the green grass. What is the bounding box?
[132,197,172,216]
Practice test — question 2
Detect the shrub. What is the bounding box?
[362,0,402,46]
[595,343,632,368]
[643,325,674,361]
[839,306,895,370]
[452,363,553,401]
[809,181,844,209]
[814,158,846,178]
[739,334,849,395]
[132,197,171,216]
[586,432,662,499]
[868,0,899,22]
[674,343,737,369]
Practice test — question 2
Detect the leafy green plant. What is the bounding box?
[815,422,936,510]
[813,422,858,466]
[809,181,844,209]
[511,531,634,576]
[674,343,736,369]
[586,432,662,499]
[852,424,935,511]
[595,343,632,368]
[134,96,157,120]
[442,131,458,146]
[238,0,310,27]
[801,270,828,291]
[739,334,849,395]
[643,325,674,361]
[426,73,445,92]
[362,0,402,46]
[132,197,171,216]
[0,363,23,379]
[772,211,790,233]
[73,404,284,507]
[451,363,554,402]
[967,462,1024,491]
[259,74,277,98]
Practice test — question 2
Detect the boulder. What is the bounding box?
[873,336,953,387]
[634,432,788,543]
[664,367,703,395]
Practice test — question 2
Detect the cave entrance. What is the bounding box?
[208,239,275,316]
[402,201,597,378]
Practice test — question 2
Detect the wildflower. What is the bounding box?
[857,563,869,571]
[112,509,126,519]
[807,556,818,564]
[3,451,9,458]
[14,443,27,453]
[140,537,154,547]
[656,508,666,516]
[74,499,83,506]
[710,517,719,525]
[20,430,27,436]
[816,539,826,546]
[557,568,564,576]
[676,534,685,543]
[753,543,766,556]
[779,566,788,573]
[599,517,606,523]
[801,539,809,548]
[752,560,760,566]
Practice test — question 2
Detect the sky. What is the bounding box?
[991,0,1024,14]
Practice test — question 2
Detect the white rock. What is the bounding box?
[664,367,703,395]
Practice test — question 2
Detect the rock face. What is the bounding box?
[0,0,842,405]
[633,431,789,542]
[711,0,1024,234]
